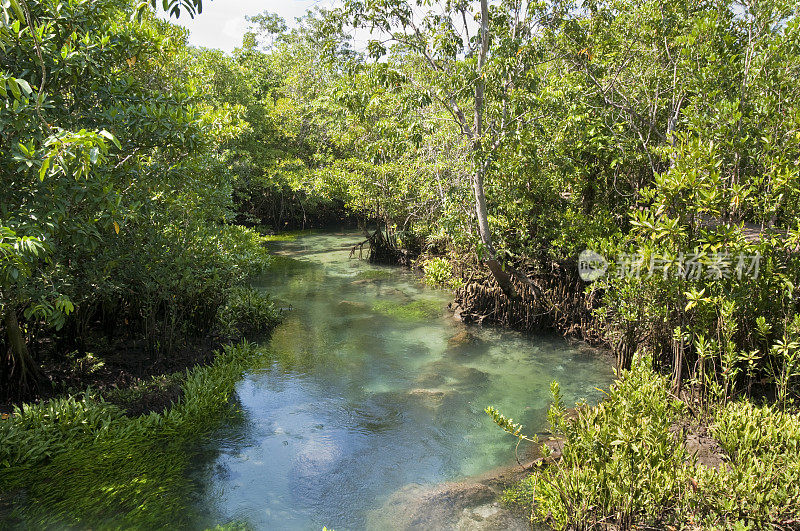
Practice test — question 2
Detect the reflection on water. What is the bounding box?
[194,231,613,530]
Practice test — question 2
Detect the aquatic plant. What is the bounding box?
[354,269,395,281]
[0,342,272,529]
[261,230,315,242]
[372,299,444,321]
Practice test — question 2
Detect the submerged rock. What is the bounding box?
[365,439,554,530]
[447,330,479,348]
[366,481,530,530]
[406,388,452,410]
[407,388,448,399]
[417,360,490,389]
[455,502,530,531]
[444,330,486,361]
[414,371,447,388]
[337,300,368,311]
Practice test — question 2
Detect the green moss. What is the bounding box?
[262,229,314,242]
[372,299,443,321]
[0,341,273,529]
[354,269,395,281]
[265,254,312,272]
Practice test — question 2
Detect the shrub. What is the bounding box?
[422,257,462,289]
[509,357,691,529]
[696,401,800,527]
[497,358,800,529]
[215,286,281,339]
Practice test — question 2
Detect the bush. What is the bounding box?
[499,357,800,529]
[215,286,281,339]
[697,401,800,527]
[422,257,462,289]
[505,357,691,529]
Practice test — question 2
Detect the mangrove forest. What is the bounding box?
[2,0,800,528]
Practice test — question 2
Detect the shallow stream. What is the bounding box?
[194,231,613,529]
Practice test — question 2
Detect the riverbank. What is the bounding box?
[489,356,800,529]
[0,334,216,416]
[369,236,800,529]
[0,242,283,527]
[0,341,275,529]
[0,230,614,529]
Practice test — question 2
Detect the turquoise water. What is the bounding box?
[195,231,613,530]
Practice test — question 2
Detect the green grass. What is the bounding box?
[0,341,272,529]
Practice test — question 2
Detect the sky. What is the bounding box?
[167,0,340,52]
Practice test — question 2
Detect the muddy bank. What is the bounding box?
[0,334,225,415]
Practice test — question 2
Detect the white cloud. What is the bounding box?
[222,16,248,41]
[166,0,339,52]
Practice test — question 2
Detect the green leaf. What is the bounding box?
[8,0,23,21]
[15,78,31,96]
[98,129,122,149]
[39,157,50,181]
[8,77,20,99]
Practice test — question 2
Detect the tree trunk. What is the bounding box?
[471,0,520,299]
[473,163,517,296]
[3,307,42,392]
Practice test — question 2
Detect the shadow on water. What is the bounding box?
[191,231,614,530]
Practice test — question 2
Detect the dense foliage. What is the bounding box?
[0,0,290,397]
[501,358,800,528]
[2,0,800,528]
[296,0,800,405]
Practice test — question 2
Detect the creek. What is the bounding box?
[193,231,613,529]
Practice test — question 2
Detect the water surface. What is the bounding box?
[195,231,613,529]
